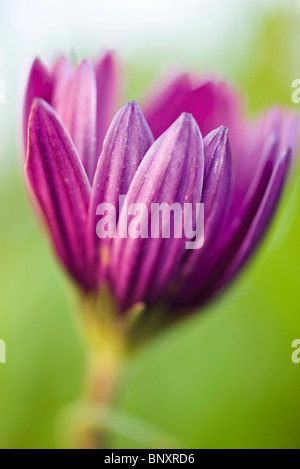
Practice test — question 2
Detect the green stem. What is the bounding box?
[75,290,127,449]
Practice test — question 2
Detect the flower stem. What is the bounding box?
[75,289,127,449]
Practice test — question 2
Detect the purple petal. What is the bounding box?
[279,112,299,160]
[230,109,298,217]
[94,51,121,158]
[25,99,91,290]
[259,108,299,158]
[185,148,291,307]
[216,148,291,288]
[86,101,154,287]
[110,113,204,312]
[183,81,241,138]
[55,59,97,183]
[203,126,233,211]
[173,132,279,308]
[176,126,233,295]
[202,126,234,242]
[142,73,192,139]
[23,59,53,152]
[51,55,73,110]
[143,77,242,141]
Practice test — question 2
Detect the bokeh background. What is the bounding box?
[0,0,300,449]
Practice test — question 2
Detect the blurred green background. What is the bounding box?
[0,0,300,449]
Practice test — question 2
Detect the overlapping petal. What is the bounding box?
[23,59,53,151]
[25,99,91,289]
[23,52,122,182]
[110,113,204,312]
[86,101,154,287]
[54,59,97,183]
[23,53,299,315]
[173,125,293,309]
[174,126,233,305]
[94,51,121,158]
[143,76,241,141]
[216,148,291,291]
[188,150,292,307]
[142,73,192,139]
[51,55,73,110]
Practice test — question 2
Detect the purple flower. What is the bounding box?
[24,53,120,183]
[24,52,299,315]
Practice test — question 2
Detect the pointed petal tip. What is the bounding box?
[174,111,195,127]
[28,98,45,125]
[179,111,195,121]
[102,49,117,62]
[27,58,52,85]
[23,58,53,153]
[168,72,191,88]
[203,124,232,186]
[103,100,153,146]
[219,124,229,133]
[30,57,47,71]
[29,97,53,120]
[25,91,91,289]
[31,57,42,67]
[75,58,95,76]
[170,112,202,138]
[150,112,203,153]
[214,125,229,137]
[25,99,57,167]
[280,146,292,167]
[24,59,52,108]
[53,54,70,64]
[205,125,229,147]
[52,54,73,77]
[217,125,229,144]
[94,50,119,70]
[118,100,151,126]
[124,100,139,110]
